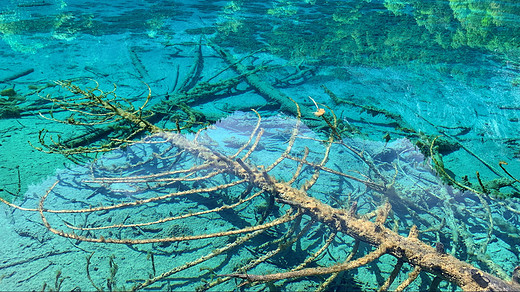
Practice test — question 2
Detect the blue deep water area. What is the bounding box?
[1,0,520,291]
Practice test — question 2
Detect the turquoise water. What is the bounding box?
[1,0,520,291]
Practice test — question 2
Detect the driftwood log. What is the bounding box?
[1,78,518,291]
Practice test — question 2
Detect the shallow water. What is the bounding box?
[1,0,520,291]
